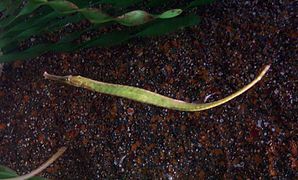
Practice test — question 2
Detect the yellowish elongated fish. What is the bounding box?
[44,65,270,112]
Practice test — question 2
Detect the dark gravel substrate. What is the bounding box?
[0,1,297,179]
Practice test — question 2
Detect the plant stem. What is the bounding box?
[3,147,67,180]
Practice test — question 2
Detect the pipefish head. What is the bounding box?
[43,71,76,86]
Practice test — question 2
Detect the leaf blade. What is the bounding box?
[137,15,201,37]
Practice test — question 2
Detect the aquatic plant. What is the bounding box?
[44,65,270,112]
[0,0,214,62]
[0,147,66,180]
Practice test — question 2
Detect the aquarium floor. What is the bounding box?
[0,1,297,179]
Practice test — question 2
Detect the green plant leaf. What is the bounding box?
[67,0,94,8]
[18,0,47,16]
[0,14,83,53]
[80,8,113,24]
[0,12,60,39]
[0,37,11,49]
[47,0,79,13]
[0,0,22,16]
[0,0,46,28]
[0,26,47,49]
[11,0,183,26]
[0,42,16,54]
[116,9,183,26]
[156,9,183,19]
[137,15,200,37]
[0,0,213,62]
[0,165,18,176]
[0,25,96,62]
[116,10,154,26]
[0,1,6,12]
[0,6,5,12]
[44,66,270,112]
[45,13,83,32]
[0,16,17,27]
[0,44,50,62]
[82,30,132,48]
[0,167,46,179]
[0,172,19,179]
[0,13,199,62]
